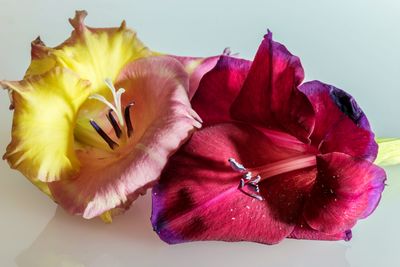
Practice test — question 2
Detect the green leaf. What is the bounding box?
[375,138,400,166]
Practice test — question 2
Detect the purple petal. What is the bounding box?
[230,31,315,143]
[300,80,378,161]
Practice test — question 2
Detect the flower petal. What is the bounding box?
[25,10,155,151]
[49,56,199,218]
[300,80,378,161]
[191,56,251,125]
[1,68,90,183]
[303,152,386,234]
[26,10,152,94]
[151,123,316,244]
[230,31,315,142]
[173,55,220,99]
[289,218,352,241]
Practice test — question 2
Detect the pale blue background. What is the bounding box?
[0,0,399,266]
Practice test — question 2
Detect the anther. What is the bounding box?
[229,158,247,172]
[250,175,261,185]
[243,172,252,180]
[124,102,134,137]
[90,119,119,149]
[107,109,122,138]
[239,179,245,189]
[239,189,264,201]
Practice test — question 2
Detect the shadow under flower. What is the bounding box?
[16,193,350,267]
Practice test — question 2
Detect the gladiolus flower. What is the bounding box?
[1,11,205,221]
[151,31,386,244]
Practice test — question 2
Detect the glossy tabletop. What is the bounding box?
[0,1,400,266]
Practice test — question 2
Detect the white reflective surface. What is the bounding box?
[1,1,400,266]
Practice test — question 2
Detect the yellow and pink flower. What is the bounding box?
[1,11,212,221]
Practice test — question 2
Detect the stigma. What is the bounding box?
[88,79,135,149]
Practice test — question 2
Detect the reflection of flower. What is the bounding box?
[1,11,203,221]
[151,31,386,244]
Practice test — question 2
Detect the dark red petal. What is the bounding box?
[299,81,378,161]
[289,218,352,241]
[303,152,386,234]
[191,56,251,125]
[151,123,315,244]
[230,31,315,142]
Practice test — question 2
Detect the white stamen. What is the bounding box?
[228,158,247,172]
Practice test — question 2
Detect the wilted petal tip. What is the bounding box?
[119,20,127,30]
[69,10,88,33]
[264,29,272,39]
[31,36,45,46]
[344,230,352,241]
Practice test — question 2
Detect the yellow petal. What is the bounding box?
[375,138,400,166]
[26,10,152,95]
[1,67,91,183]
[24,37,56,77]
[23,10,155,151]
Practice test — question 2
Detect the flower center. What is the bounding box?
[88,78,134,149]
[229,155,317,200]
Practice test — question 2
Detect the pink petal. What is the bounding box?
[173,55,220,99]
[230,31,315,142]
[191,56,251,125]
[49,56,200,218]
[151,123,317,244]
[303,152,386,234]
[300,81,378,161]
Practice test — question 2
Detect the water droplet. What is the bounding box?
[246,205,250,210]
[231,217,236,220]
[230,208,233,212]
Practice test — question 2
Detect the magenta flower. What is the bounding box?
[151,31,386,244]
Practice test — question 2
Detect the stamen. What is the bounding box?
[239,175,264,201]
[229,158,247,172]
[229,155,317,201]
[90,119,118,149]
[124,102,134,137]
[239,179,245,189]
[243,172,252,180]
[107,110,122,138]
